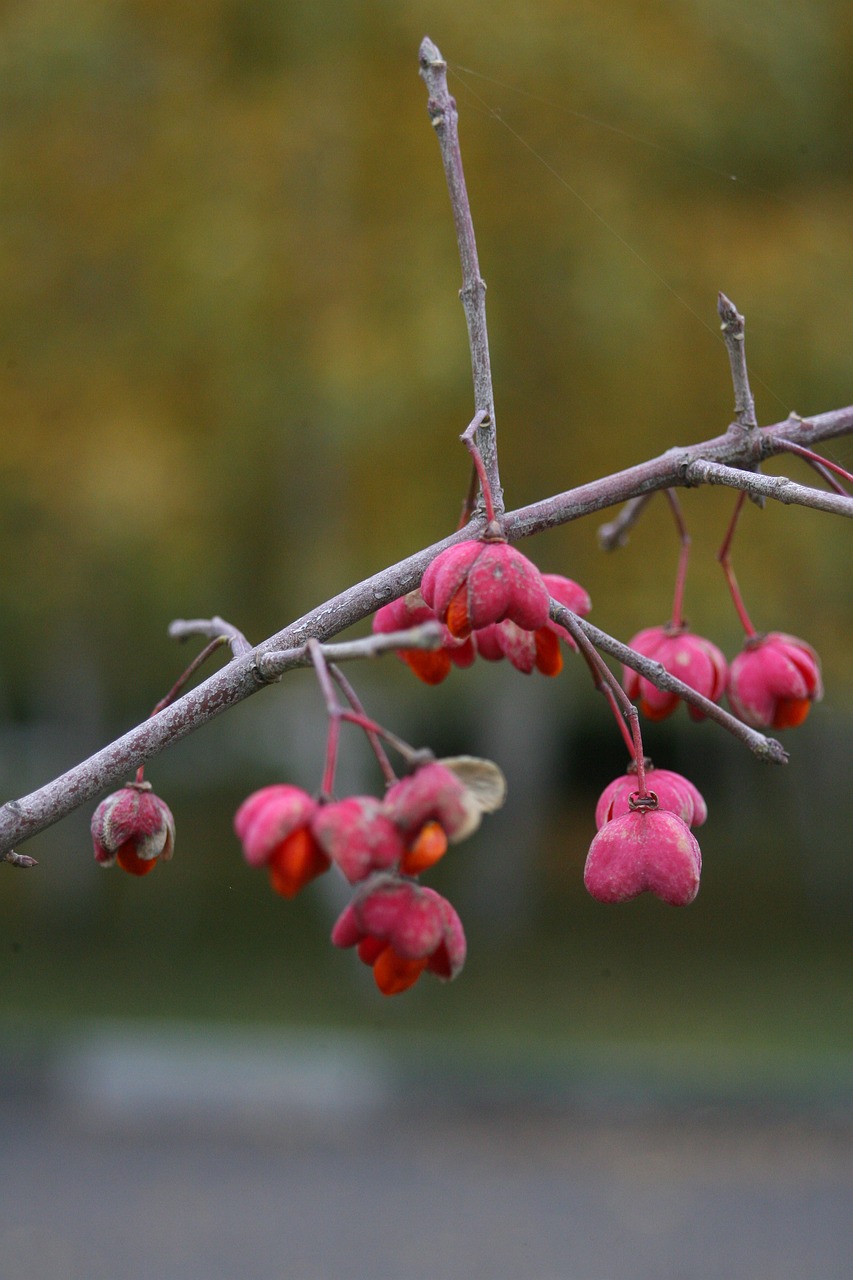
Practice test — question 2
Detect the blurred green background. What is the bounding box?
[1,0,851,1083]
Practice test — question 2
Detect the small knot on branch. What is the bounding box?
[3,849,38,869]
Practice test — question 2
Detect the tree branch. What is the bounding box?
[0,624,442,856]
[505,404,853,537]
[2,404,849,857]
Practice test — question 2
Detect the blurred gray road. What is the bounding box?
[1,1027,850,1280]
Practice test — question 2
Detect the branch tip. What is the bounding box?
[419,36,443,69]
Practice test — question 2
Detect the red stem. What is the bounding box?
[461,411,497,525]
[717,492,757,636]
[150,637,229,718]
[664,490,691,630]
[330,666,397,787]
[135,636,231,788]
[554,597,649,783]
[773,438,853,492]
[307,640,343,798]
[630,715,648,797]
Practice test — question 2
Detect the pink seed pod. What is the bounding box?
[234,784,329,898]
[474,619,563,675]
[92,781,175,877]
[331,873,467,995]
[584,806,702,906]
[383,761,483,845]
[727,632,822,730]
[473,574,590,676]
[235,785,318,867]
[595,767,707,829]
[624,625,728,721]
[542,573,592,649]
[372,590,475,685]
[312,796,406,884]
[420,538,551,640]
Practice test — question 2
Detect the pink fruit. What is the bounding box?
[584,806,702,906]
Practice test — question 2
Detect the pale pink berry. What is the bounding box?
[92,781,175,877]
[595,767,707,829]
[624,625,728,720]
[311,796,405,884]
[584,806,702,906]
[234,784,329,898]
[331,873,466,995]
[372,590,475,685]
[727,632,822,730]
[420,538,550,640]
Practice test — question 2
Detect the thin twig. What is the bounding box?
[718,293,758,432]
[150,637,231,716]
[255,623,443,683]
[597,493,655,550]
[307,639,343,798]
[419,36,502,517]
[552,606,789,765]
[3,849,38,869]
[716,492,756,636]
[685,459,853,518]
[169,617,253,656]
[718,291,764,510]
[503,405,853,540]
[461,410,498,526]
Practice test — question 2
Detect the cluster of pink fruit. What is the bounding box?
[624,624,822,732]
[373,530,822,915]
[584,620,821,908]
[234,759,502,995]
[373,534,591,682]
[89,522,822,995]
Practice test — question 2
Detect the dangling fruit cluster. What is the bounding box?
[235,758,505,996]
[374,536,591,684]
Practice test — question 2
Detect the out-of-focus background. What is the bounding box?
[1,3,851,1276]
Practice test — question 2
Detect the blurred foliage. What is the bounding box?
[1,0,851,711]
[1,2,852,1045]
